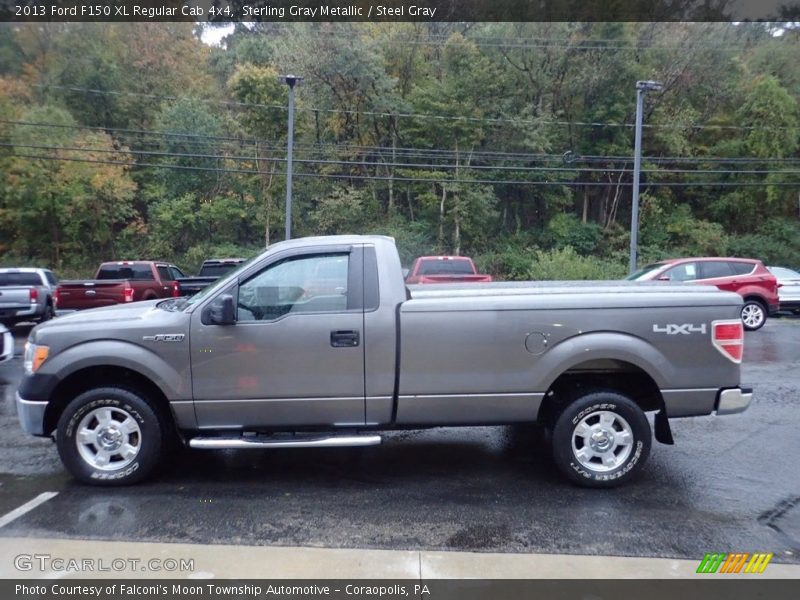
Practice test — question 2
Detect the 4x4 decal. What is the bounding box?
[653,324,707,335]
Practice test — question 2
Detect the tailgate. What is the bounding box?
[57,280,127,309]
[176,277,216,295]
[419,274,493,283]
[0,287,32,309]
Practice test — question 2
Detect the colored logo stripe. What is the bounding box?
[697,553,726,573]
[697,552,773,574]
[744,553,773,573]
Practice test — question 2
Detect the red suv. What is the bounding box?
[627,257,779,331]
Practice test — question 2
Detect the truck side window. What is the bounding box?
[157,266,172,281]
[237,253,349,321]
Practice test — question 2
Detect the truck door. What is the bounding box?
[190,245,366,429]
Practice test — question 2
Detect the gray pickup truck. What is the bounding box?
[16,235,751,487]
[0,268,58,327]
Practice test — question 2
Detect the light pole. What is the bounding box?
[629,80,662,274]
[281,74,303,240]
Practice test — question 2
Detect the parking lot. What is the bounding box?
[1,317,799,563]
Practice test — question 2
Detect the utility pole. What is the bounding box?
[630,80,662,274]
[281,74,302,240]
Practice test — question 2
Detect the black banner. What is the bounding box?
[2,0,799,23]
[5,580,800,600]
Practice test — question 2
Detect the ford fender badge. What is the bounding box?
[143,334,185,342]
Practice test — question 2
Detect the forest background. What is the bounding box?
[0,22,798,278]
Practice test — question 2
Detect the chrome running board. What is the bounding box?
[189,434,382,450]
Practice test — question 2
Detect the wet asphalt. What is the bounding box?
[0,317,798,563]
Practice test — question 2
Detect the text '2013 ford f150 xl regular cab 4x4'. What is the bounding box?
[16,235,752,487]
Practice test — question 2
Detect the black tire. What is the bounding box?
[39,302,54,323]
[56,387,166,486]
[551,391,651,488]
[741,299,767,331]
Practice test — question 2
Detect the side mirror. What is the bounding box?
[657,275,670,281]
[208,294,235,325]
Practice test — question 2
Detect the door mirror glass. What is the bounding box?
[208,294,235,325]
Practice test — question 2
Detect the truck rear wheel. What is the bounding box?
[551,391,651,488]
[56,387,165,485]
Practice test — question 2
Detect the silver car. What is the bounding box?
[768,266,800,314]
[0,323,12,364]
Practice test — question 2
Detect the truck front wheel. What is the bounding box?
[56,387,165,485]
[551,391,651,488]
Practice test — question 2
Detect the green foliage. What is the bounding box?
[543,213,602,256]
[728,218,800,267]
[309,186,380,235]
[641,197,729,258]
[528,247,628,280]
[477,245,626,281]
[1,23,799,283]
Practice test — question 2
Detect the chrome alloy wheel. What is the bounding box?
[75,406,141,471]
[741,303,765,329]
[571,410,634,472]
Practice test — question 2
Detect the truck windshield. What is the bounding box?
[417,259,474,275]
[0,273,42,286]
[198,263,241,277]
[97,265,154,280]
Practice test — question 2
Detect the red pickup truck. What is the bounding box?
[405,256,493,284]
[55,261,186,311]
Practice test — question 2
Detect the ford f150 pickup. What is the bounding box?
[56,261,185,310]
[405,255,493,284]
[0,268,58,327]
[16,235,751,487]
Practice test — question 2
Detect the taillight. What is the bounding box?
[172,281,180,297]
[29,288,38,303]
[123,283,134,303]
[54,288,60,308]
[712,320,744,363]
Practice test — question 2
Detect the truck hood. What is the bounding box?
[31,300,184,343]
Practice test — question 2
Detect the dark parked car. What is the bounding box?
[767,266,800,314]
[627,257,779,331]
[175,258,247,296]
[0,268,58,327]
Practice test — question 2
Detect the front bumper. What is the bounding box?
[715,386,753,416]
[16,392,48,436]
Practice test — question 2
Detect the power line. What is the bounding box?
[7,151,800,188]
[4,119,800,166]
[286,28,765,52]
[32,84,800,132]
[5,141,800,179]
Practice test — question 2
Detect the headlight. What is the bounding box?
[23,342,49,375]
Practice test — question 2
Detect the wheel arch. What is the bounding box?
[43,364,177,438]
[534,332,673,444]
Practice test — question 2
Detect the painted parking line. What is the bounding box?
[0,492,58,529]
